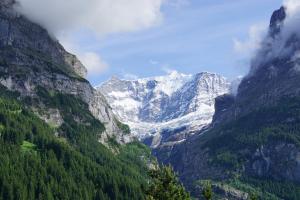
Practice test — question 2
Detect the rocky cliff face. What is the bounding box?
[0,1,131,144]
[159,6,300,199]
[214,6,300,126]
[98,71,230,148]
[0,0,15,9]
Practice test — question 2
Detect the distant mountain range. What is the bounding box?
[99,5,300,199]
[98,71,233,148]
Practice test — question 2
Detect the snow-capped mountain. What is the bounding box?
[97,71,230,148]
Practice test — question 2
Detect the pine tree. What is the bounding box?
[202,181,213,200]
[145,165,190,200]
[249,193,258,200]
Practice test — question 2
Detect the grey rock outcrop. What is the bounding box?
[0,1,131,144]
[64,53,87,79]
[0,0,15,9]
[269,6,286,37]
[90,90,135,144]
[213,6,300,126]
[248,142,300,182]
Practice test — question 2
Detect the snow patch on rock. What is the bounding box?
[97,71,230,148]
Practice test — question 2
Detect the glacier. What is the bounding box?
[97,71,231,148]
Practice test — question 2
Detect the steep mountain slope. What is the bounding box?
[163,6,300,200]
[0,0,133,144]
[0,1,155,199]
[0,85,152,200]
[98,71,230,148]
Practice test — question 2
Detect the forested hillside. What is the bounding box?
[161,6,300,200]
[0,1,194,199]
[0,85,154,199]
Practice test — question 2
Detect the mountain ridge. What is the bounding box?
[158,6,300,199]
[0,0,135,145]
[98,71,231,148]
[0,2,159,199]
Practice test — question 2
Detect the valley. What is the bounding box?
[0,0,300,199]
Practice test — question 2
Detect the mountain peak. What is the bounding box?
[167,70,185,78]
[0,3,129,145]
[98,71,230,148]
[0,1,87,79]
[195,71,220,78]
[110,75,121,82]
[0,0,17,17]
[269,6,286,37]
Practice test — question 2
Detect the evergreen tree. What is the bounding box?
[145,165,190,200]
[249,193,258,200]
[0,87,151,200]
[202,181,213,200]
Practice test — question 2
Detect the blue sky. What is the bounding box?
[61,0,283,86]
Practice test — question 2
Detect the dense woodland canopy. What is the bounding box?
[202,97,300,200]
[0,84,192,200]
[0,85,150,200]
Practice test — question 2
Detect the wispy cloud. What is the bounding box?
[61,36,108,76]
[233,23,267,56]
[283,0,300,16]
[80,52,108,75]
[162,65,177,74]
[246,0,300,75]
[123,73,139,80]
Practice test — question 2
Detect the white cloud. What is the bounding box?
[14,0,166,36]
[233,23,267,56]
[246,0,300,76]
[14,0,178,76]
[123,73,139,80]
[60,36,108,76]
[283,0,300,16]
[161,65,175,74]
[281,0,300,41]
[80,52,108,75]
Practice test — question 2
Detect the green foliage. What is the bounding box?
[0,86,151,200]
[118,141,152,175]
[198,97,300,199]
[196,179,280,200]
[206,97,300,156]
[226,178,280,200]
[115,118,131,135]
[32,86,106,143]
[20,48,85,81]
[202,180,213,200]
[249,193,258,200]
[21,141,37,154]
[106,136,121,150]
[145,165,191,200]
[241,176,300,200]
[214,151,239,169]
